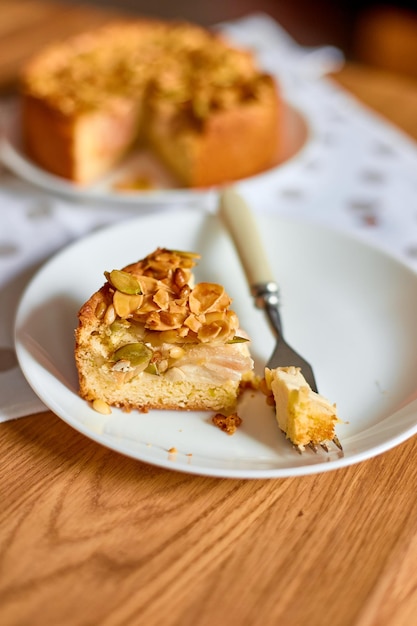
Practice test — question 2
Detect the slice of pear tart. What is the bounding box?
[75,248,254,413]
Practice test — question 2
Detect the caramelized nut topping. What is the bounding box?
[188,283,231,315]
[173,267,188,289]
[101,248,240,344]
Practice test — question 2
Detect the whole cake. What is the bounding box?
[262,366,342,450]
[75,248,254,413]
[21,19,281,187]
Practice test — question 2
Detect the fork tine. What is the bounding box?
[332,435,343,451]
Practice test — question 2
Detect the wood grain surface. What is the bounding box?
[2,412,417,625]
[2,2,417,625]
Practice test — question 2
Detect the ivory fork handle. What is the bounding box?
[218,187,275,289]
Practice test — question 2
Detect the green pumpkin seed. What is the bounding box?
[227,336,249,344]
[112,343,152,367]
[169,250,200,260]
[144,362,160,375]
[110,319,131,333]
[106,269,142,295]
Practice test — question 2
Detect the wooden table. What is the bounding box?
[2,2,417,625]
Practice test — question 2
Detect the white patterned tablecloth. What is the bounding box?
[1,13,417,421]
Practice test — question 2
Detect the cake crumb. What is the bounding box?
[168,447,178,454]
[212,412,242,435]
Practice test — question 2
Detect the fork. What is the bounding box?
[218,187,318,392]
[218,189,344,453]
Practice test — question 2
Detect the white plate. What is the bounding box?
[15,211,417,478]
[0,98,309,207]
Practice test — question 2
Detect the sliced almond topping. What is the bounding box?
[137,275,160,294]
[153,288,171,309]
[184,313,203,333]
[198,319,229,343]
[92,399,112,415]
[134,294,160,314]
[189,282,230,315]
[113,291,143,318]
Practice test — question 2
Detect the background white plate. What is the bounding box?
[15,210,417,478]
[0,98,309,207]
